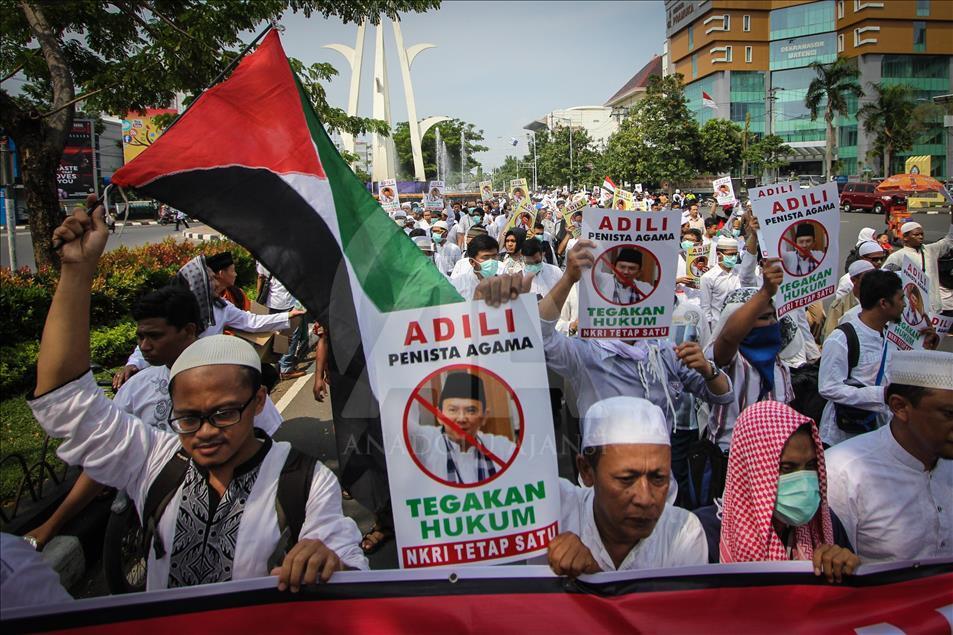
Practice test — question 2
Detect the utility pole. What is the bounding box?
[527,132,538,191]
[741,112,750,184]
[1,136,17,270]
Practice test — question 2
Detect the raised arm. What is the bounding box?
[712,259,783,368]
[539,239,595,321]
[36,208,109,394]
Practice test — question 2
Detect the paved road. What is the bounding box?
[0,223,186,270]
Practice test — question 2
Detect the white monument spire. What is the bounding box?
[323,21,366,158]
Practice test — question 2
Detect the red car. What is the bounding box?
[840,182,907,216]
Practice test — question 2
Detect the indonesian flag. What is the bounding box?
[602,176,616,192]
[112,31,462,503]
[702,91,718,110]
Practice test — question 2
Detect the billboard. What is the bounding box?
[56,119,95,198]
[122,108,177,164]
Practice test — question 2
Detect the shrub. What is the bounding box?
[0,238,255,347]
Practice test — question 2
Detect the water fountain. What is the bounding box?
[434,127,450,184]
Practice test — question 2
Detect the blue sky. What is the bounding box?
[277,1,666,170]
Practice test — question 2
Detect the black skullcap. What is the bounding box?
[795,223,815,239]
[615,247,643,265]
[205,251,234,272]
[439,372,486,408]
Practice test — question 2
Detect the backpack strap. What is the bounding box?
[267,448,319,570]
[142,450,190,560]
[836,322,860,378]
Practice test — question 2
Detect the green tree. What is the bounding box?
[525,125,600,189]
[491,155,520,190]
[857,82,941,177]
[602,74,699,191]
[745,134,791,180]
[698,118,743,175]
[393,118,487,181]
[0,0,438,269]
[804,58,862,179]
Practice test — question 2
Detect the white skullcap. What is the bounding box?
[393,210,406,219]
[717,236,738,249]
[400,202,411,209]
[582,397,670,450]
[858,241,884,257]
[901,221,922,235]
[412,235,433,251]
[848,259,875,278]
[856,227,876,245]
[170,334,261,381]
[889,350,953,391]
[432,220,448,231]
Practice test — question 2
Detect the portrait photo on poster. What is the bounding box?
[779,219,829,277]
[592,244,661,306]
[902,283,928,329]
[402,364,523,489]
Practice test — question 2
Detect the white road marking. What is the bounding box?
[275,371,314,414]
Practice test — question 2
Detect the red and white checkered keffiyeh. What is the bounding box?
[720,401,834,563]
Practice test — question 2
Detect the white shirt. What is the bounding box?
[557,480,707,571]
[256,263,295,311]
[818,312,890,447]
[127,302,291,369]
[528,263,562,297]
[699,265,741,327]
[826,424,953,563]
[449,259,479,301]
[594,270,654,304]
[114,364,284,436]
[407,424,517,485]
[1,533,72,609]
[833,272,854,302]
[884,222,953,314]
[781,249,825,276]
[28,372,367,590]
[556,283,579,335]
[434,242,462,276]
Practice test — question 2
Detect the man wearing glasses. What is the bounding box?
[833,241,886,303]
[28,207,367,592]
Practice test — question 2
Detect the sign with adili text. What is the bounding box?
[751,182,840,316]
[578,207,679,339]
[887,256,931,350]
[366,295,560,568]
[378,179,400,214]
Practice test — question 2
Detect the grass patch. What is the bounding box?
[0,396,62,507]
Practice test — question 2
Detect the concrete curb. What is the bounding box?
[183,230,222,242]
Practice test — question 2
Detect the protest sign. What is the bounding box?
[599,185,614,208]
[592,186,601,201]
[931,313,953,336]
[578,207,679,339]
[378,179,400,214]
[887,256,931,350]
[712,176,736,206]
[611,188,634,211]
[751,182,839,316]
[424,180,445,212]
[366,295,560,568]
[686,244,710,286]
[634,183,643,194]
[480,180,494,202]
[502,178,536,233]
[557,195,587,222]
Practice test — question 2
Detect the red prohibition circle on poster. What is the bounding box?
[778,219,829,277]
[402,363,524,489]
[591,244,661,306]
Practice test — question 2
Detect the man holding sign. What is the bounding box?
[750,182,840,317]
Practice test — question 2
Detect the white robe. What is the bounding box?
[557,480,707,571]
[826,424,953,562]
[28,372,368,590]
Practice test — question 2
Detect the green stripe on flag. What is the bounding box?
[292,72,463,312]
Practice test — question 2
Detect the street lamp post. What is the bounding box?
[527,131,538,191]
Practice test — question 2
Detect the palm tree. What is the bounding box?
[804,58,862,179]
[857,83,931,177]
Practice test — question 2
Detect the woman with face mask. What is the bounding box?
[701,401,859,583]
[500,228,526,276]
